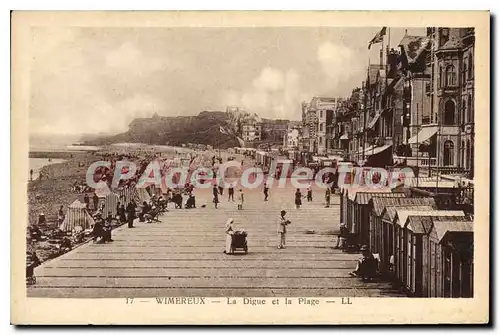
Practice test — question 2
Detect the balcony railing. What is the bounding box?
[394,156,437,167]
[429,167,470,177]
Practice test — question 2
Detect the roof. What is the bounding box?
[368,65,383,85]
[441,36,463,50]
[395,210,465,228]
[382,205,434,222]
[399,35,430,63]
[69,199,87,209]
[403,177,457,189]
[426,215,471,234]
[317,97,337,103]
[354,190,399,205]
[406,216,432,234]
[432,220,473,243]
[349,187,392,202]
[371,196,436,217]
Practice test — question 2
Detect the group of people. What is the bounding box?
[212,184,244,210]
[293,186,332,209]
[223,209,292,253]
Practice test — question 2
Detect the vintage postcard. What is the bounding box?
[11,11,489,324]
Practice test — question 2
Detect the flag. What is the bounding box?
[219,126,229,135]
[368,27,387,49]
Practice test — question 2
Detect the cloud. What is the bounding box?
[221,67,307,121]
[252,67,284,92]
[105,42,169,75]
[317,41,364,95]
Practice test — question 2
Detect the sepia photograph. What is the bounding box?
[11,11,489,324]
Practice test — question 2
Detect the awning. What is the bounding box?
[340,134,348,140]
[367,112,381,130]
[408,126,438,144]
[361,145,374,154]
[364,144,392,157]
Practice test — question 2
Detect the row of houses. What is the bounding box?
[297,28,475,180]
[339,178,473,298]
[333,28,475,179]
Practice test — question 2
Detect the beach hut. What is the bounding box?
[423,217,473,297]
[381,205,435,282]
[135,186,152,204]
[369,197,437,274]
[393,209,465,294]
[59,200,95,232]
[366,193,407,266]
[97,192,120,217]
[352,188,393,247]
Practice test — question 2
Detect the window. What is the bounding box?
[320,110,323,118]
[439,66,443,88]
[468,53,473,79]
[462,99,467,124]
[444,100,456,125]
[466,140,471,170]
[445,65,456,86]
[461,140,466,168]
[462,59,467,84]
[444,140,455,166]
[468,94,473,122]
[319,137,323,145]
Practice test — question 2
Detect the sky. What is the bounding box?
[28,26,425,136]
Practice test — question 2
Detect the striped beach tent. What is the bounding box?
[114,187,137,207]
[98,192,120,217]
[135,187,151,204]
[59,200,95,232]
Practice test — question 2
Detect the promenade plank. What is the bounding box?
[29,185,406,298]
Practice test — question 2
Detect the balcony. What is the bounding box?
[393,156,437,167]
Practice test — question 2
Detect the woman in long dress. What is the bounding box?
[224,218,234,254]
[294,189,302,209]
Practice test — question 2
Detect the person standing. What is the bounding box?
[307,185,313,202]
[294,189,302,209]
[336,223,347,249]
[83,193,90,209]
[213,191,219,209]
[223,218,234,254]
[92,193,99,211]
[277,210,291,249]
[126,201,136,228]
[237,189,244,210]
[218,182,224,196]
[29,169,33,181]
[325,187,331,208]
[263,183,269,201]
[118,204,127,224]
[57,206,64,225]
[228,185,234,202]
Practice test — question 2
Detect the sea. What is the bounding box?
[28,142,202,180]
[29,158,66,180]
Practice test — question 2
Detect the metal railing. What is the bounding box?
[393,156,437,167]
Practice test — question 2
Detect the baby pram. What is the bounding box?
[229,230,248,254]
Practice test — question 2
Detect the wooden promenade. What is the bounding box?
[28,184,406,298]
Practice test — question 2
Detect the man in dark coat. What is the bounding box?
[126,201,136,228]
